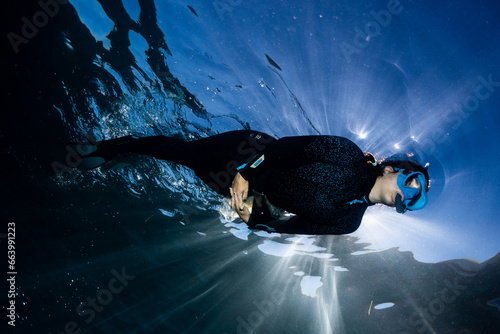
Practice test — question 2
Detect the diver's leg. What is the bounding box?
[124,130,274,164]
[72,130,275,195]
[69,136,135,170]
[125,130,275,195]
[69,135,190,170]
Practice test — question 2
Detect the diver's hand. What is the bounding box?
[230,187,250,223]
[230,173,250,222]
[231,172,249,201]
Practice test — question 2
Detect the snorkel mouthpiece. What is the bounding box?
[395,194,406,213]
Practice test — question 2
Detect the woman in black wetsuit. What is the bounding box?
[72,130,430,235]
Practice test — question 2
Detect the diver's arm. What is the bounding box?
[238,136,318,181]
[238,136,361,184]
[237,136,319,196]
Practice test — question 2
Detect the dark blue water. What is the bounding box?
[3,0,500,333]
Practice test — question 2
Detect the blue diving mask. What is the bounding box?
[394,169,428,213]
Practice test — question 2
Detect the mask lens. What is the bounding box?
[403,186,419,203]
[405,174,419,187]
[398,172,423,208]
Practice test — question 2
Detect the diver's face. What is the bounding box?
[378,166,421,209]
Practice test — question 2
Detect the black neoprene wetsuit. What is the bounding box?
[94,130,378,235]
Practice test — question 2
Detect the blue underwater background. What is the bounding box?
[2,0,500,333]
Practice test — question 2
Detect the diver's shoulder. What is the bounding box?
[314,135,363,153]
